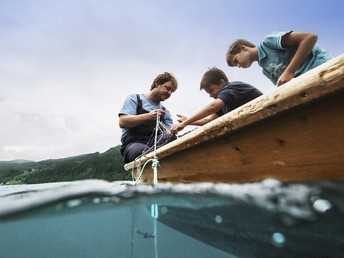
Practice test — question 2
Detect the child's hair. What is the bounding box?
[150,72,178,91]
[226,39,255,66]
[200,67,229,90]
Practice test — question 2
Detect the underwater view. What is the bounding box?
[0,179,343,258]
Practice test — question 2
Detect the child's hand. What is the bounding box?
[277,70,294,86]
[170,123,186,134]
[176,114,187,123]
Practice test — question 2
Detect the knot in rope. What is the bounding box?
[152,157,159,170]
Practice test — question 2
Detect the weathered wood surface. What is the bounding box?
[125,54,344,183]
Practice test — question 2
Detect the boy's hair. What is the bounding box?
[226,39,255,66]
[200,67,229,90]
[150,72,178,91]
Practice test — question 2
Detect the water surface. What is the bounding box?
[0,179,343,258]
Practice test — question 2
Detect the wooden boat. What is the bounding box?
[125,54,344,183]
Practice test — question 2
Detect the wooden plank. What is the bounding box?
[136,91,344,183]
[125,54,344,183]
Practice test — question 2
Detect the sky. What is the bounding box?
[1,0,343,161]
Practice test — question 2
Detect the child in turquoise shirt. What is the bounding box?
[226,31,333,86]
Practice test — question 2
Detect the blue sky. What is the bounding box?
[1,0,343,161]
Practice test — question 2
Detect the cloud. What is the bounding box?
[0,0,342,161]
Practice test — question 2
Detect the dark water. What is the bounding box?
[0,179,343,258]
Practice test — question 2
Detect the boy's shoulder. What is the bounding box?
[219,81,262,96]
[264,30,292,40]
[224,81,257,89]
[261,31,292,50]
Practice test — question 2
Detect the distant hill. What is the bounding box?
[0,146,131,185]
[0,159,33,164]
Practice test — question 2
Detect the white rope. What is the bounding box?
[131,112,168,163]
[153,110,160,158]
[151,110,160,258]
[131,109,163,183]
[152,110,161,185]
[151,203,159,258]
[132,111,162,185]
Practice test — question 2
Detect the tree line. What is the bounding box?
[0,146,132,185]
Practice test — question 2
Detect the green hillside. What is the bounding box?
[0,146,131,185]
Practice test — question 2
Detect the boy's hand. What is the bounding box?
[171,122,186,134]
[176,114,187,123]
[277,70,294,86]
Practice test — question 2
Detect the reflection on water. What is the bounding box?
[0,179,343,258]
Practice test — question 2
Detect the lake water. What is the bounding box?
[0,179,343,258]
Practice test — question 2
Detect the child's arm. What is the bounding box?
[176,114,218,126]
[171,99,224,134]
[277,32,318,86]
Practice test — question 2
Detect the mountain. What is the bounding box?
[0,159,34,164]
[0,146,131,185]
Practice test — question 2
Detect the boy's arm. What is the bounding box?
[277,32,318,86]
[171,99,224,134]
[176,114,218,126]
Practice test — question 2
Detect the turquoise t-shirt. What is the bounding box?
[257,31,333,85]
